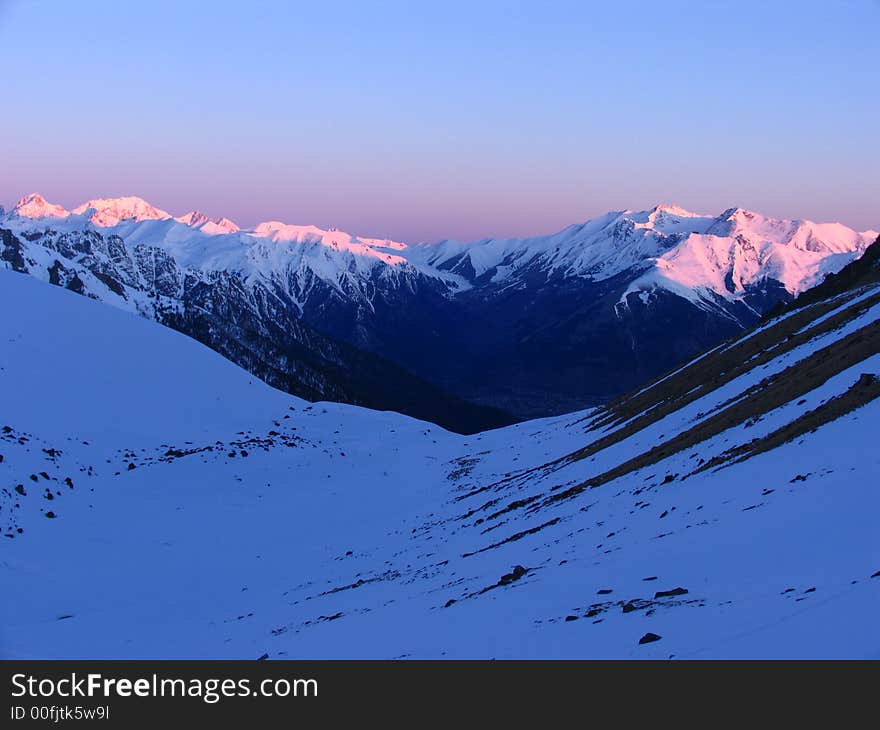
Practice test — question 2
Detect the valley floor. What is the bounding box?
[2,271,878,658]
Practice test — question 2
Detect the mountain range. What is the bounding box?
[2,193,876,426]
[3,224,878,658]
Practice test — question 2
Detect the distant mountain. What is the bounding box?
[2,193,876,419]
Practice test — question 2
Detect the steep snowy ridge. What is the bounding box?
[412,204,876,309]
[1,239,878,658]
[176,210,240,235]
[2,193,464,306]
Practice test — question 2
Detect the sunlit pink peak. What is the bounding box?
[71,196,172,227]
[251,221,326,241]
[649,203,704,219]
[12,192,69,219]
[250,221,406,250]
[176,210,210,227]
[176,210,240,234]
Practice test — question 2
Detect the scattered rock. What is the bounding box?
[597,588,613,595]
[654,587,688,599]
[565,615,579,622]
[499,565,527,585]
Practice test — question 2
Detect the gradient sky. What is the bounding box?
[1,0,877,242]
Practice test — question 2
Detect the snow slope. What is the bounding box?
[2,266,878,659]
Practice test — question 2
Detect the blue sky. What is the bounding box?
[1,0,877,241]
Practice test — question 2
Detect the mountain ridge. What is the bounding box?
[8,192,876,306]
[3,191,876,420]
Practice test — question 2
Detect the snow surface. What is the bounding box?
[2,270,878,658]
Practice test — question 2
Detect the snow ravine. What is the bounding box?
[1,270,878,658]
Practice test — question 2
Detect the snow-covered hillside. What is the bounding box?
[2,257,878,659]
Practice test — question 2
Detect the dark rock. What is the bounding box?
[639,632,662,645]
[499,565,528,585]
[654,587,688,599]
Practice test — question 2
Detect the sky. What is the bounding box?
[0,0,877,242]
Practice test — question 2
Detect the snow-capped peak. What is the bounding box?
[176,210,240,234]
[176,210,209,227]
[650,203,703,218]
[250,221,407,254]
[71,196,172,227]
[10,193,69,220]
